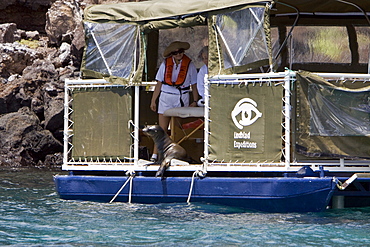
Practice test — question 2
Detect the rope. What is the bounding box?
[129,173,133,203]
[187,170,206,203]
[109,171,135,203]
[187,171,198,203]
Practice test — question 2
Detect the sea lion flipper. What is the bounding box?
[155,168,164,178]
[155,159,171,178]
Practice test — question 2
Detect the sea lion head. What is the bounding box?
[142,125,166,139]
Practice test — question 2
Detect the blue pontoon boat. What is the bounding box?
[54,0,370,212]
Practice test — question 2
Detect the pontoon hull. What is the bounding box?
[54,175,336,213]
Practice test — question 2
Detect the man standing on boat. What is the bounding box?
[150,41,199,162]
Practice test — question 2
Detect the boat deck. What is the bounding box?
[62,159,370,173]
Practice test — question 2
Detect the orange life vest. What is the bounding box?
[163,54,191,86]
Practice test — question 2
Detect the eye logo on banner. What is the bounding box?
[231,98,262,129]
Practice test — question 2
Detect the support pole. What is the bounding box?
[284,70,292,166]
[63,80,70,166]
[203,74,210,173]
[134,86,140,166]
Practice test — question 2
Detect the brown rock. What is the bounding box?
[0,43,41,77]
[38,152,63,169]
[0,23,18,43]
[22,59,58,81]
[45,1,83,47]
[0,107,63,167]
[0,80,23,115]
[43,82,64,133]
[0,0,142,167]
[0,1,54,34]
[26,31,40,40]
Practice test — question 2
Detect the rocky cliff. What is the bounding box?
[0,0,136,168]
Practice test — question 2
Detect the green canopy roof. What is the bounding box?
[85,0,370,23]
[273,0,370,15]
[84,0,272,22]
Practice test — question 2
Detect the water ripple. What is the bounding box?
[1,168,370,246]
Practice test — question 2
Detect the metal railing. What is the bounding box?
[62,72,370,172]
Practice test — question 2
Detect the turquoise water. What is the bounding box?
[1,168,370,246]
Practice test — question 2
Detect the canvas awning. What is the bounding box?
[84,0,273,23]
[81,0,370,85]
[85,0,370,23]
[82,0,273,84]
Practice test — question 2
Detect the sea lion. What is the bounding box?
[142,125,187,178]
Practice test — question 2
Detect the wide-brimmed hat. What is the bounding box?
[163,41,190,57]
